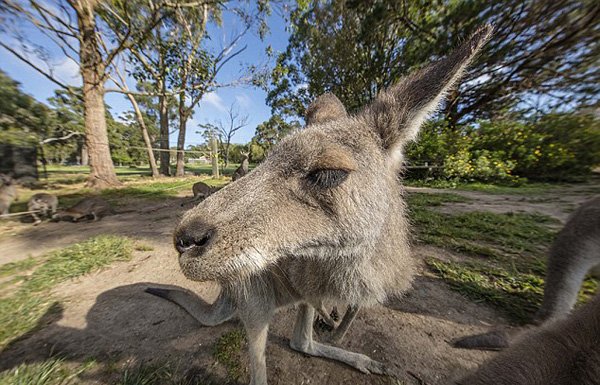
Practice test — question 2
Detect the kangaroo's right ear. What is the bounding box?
[305,93,348,126]
[360,25,493,165]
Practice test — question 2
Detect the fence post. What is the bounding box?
[210,132,220,178]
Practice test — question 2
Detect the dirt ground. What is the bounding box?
[0,182,598,384]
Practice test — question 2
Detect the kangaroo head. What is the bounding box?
[174,27,492,283]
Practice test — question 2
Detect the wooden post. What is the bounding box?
[211,131,220,178]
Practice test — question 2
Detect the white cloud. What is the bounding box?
[202,92,227,112]
[235,93,252,108]
[54,57,81,84]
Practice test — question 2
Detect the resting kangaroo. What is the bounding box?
[231,152,249,181]
[453,196,600,350]
[0,174,17,216]
[181,182,219,207]
[147,27,492,385]
[52,196,114,222]
[28,193,58,225]
[457,292,600,385]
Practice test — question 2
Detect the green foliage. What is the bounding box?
[407,112,600,183]
[269,0,599,124]
[0,236,133,348]
[0,70,52,146]
[250,115,298,162]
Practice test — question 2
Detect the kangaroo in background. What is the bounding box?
[457,292,600,385]
[231,152,249,181]
[180,182,219,207]
[52,196,114,222]
[28,193,58,225]
[146,27,492,385]
[453,196,600,350]
[0,174,17,216]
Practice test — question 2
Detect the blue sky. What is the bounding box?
[0,3,291,146]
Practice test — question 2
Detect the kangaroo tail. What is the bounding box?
[451,330,510,351]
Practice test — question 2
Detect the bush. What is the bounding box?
[407,112,600,183]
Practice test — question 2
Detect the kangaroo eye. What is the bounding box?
[306,169,349,189]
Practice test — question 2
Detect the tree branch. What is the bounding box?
[0,41,81,99]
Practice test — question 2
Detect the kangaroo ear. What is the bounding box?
[361,25,493,162]
[305,93,348,125]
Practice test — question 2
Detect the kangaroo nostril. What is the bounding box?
[174,228,215,255]
[195,231,212,247]
[175,236,194,253]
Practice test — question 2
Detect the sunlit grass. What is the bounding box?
[0,358,93,385]
[0,235,133,348]
[407,192,597,323]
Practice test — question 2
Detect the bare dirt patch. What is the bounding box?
[406,182,599,223]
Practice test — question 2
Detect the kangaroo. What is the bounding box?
[456,292,600,385]
[146,27,492,385]
[453,196,600,351]
[52,196,114,222]
[181,182,219,207]
[231,152,249,181]
[535,196,600,322]
[0,174,17,216]
[27,193,58,225]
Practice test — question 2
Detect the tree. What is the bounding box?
[250,114,297,161]
[268,0,600,125]
[0,0,167,187]
[198,102,249,168]
[0,69,53,144]
[126,1,272,177]
[108,59,160,176]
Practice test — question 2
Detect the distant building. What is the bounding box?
[188,156,210,164]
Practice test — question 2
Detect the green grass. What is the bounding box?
[213,329,246,381]
[0,358,93,385]
[408,193,557,267]
[407,192,598,323]
[0,235,133,349]
[405,179,555,195]
[0,257,39,278]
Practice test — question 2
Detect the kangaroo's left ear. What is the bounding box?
[305,93,348,126]
[360,25,493,164]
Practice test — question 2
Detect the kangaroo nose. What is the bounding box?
[174,220,215,255]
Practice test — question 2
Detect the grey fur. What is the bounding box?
[535,196,600,322]
[27,193,58,225]
[232,152,249,181]
[149,26,492,385]
[457,293,600,385]
[52,196,114,222]
[0,174,17,216]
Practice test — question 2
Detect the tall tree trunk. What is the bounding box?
[158,78,170,176]
[176,92,187,177]
[75,0,119,188]
[127,93,159,177]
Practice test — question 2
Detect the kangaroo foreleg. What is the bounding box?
[290,303,388,375]
[145,286,236,326]
[239,308,273,385]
